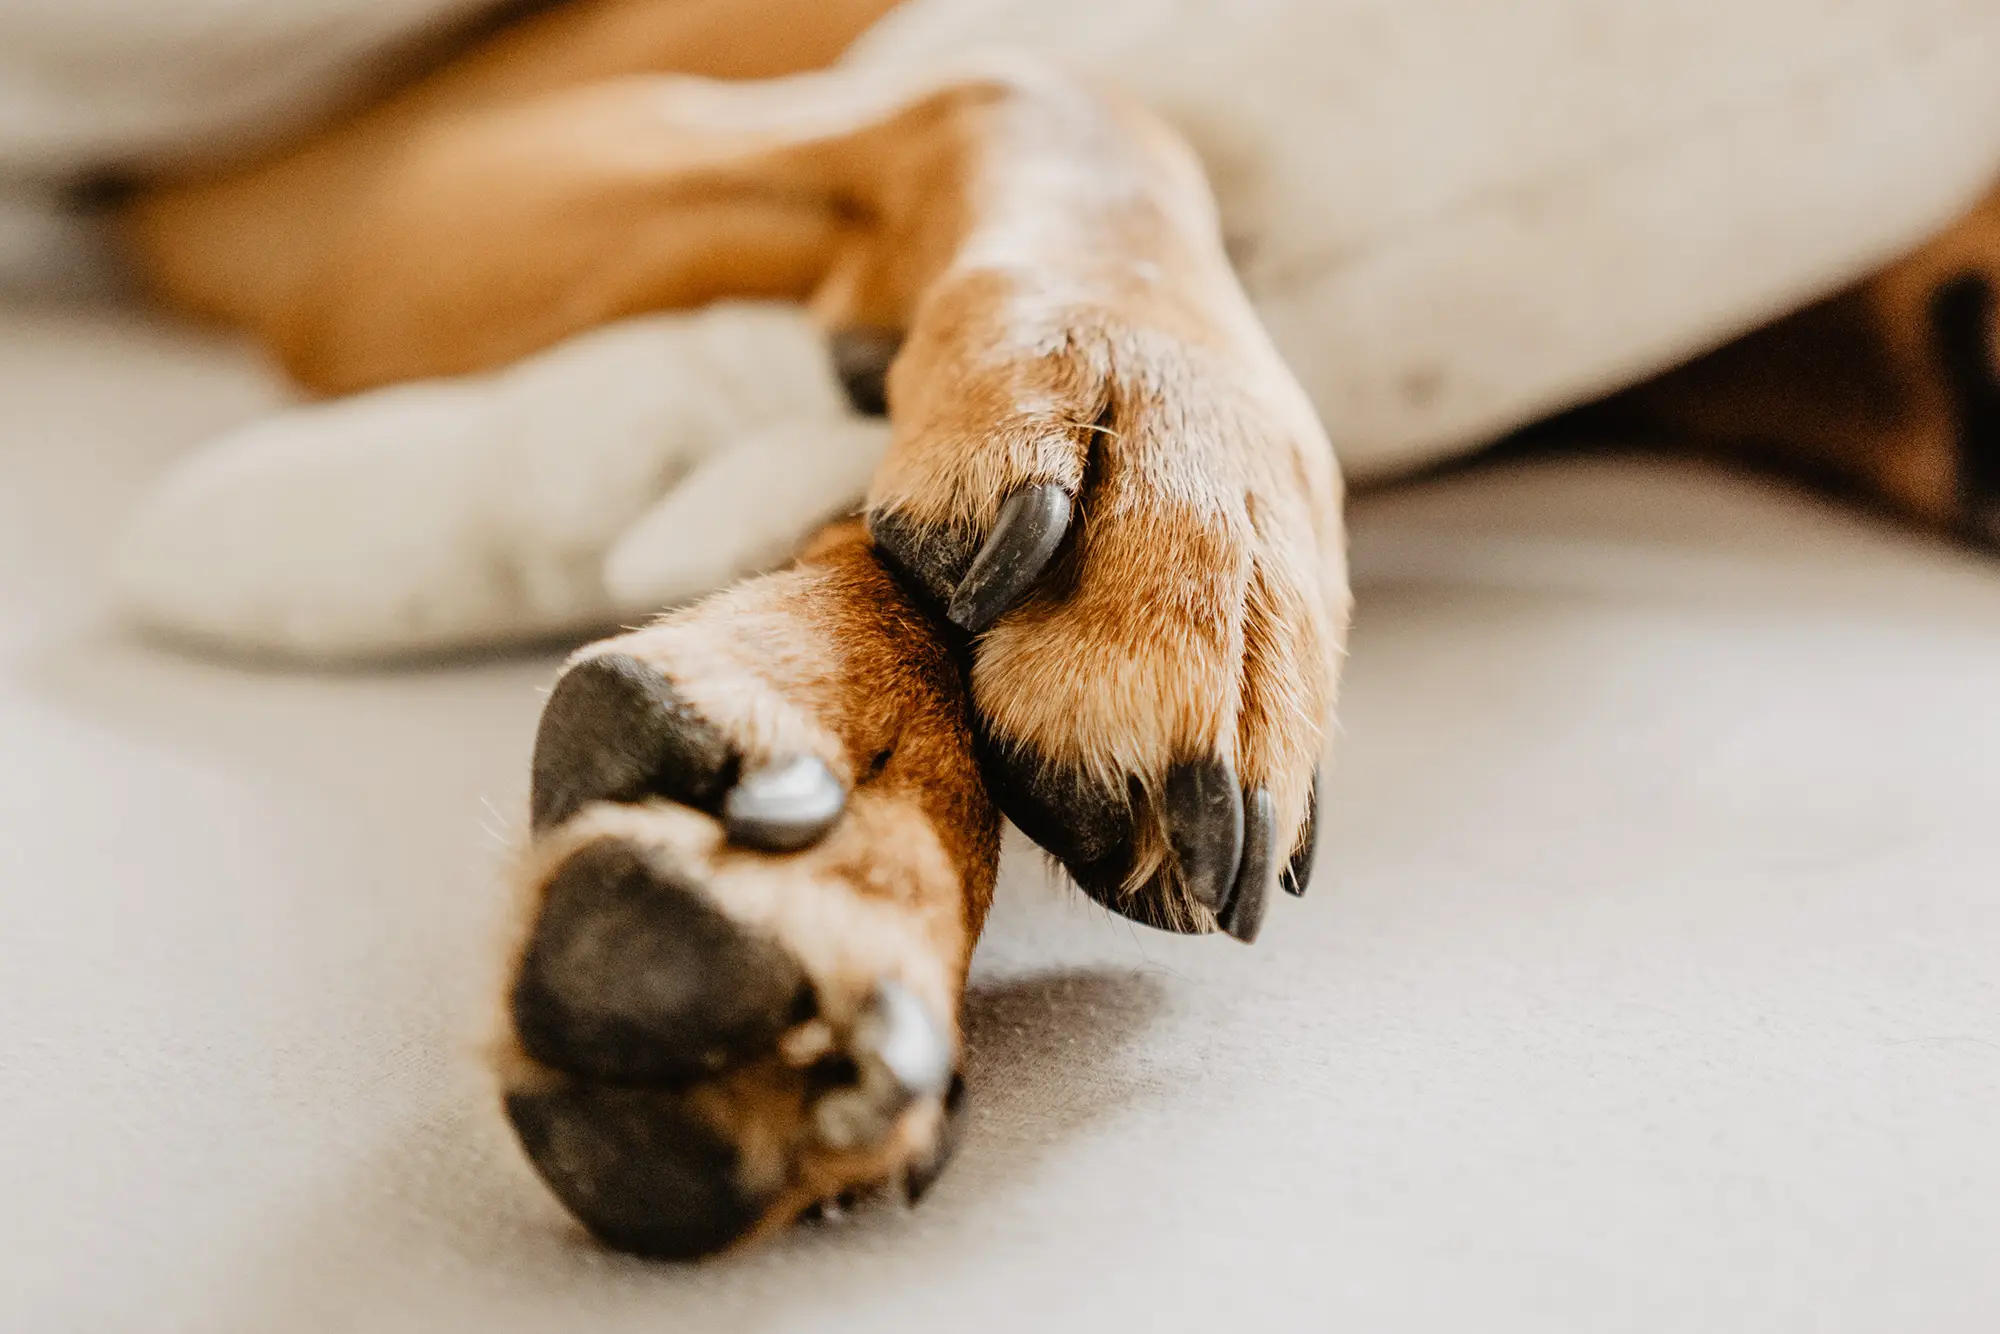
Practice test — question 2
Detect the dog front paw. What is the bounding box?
[500,525,998,1257]
[865,275,1346,938]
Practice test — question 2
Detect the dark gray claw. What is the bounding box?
[1282,770,1321,897]
[1163,758,1244,913]
[1930,274,2000,544]
[723,755,846,852]
[946,484,1073,633]
[1218,787,1274,943]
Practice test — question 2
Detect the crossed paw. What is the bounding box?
[497,276,1346,1255]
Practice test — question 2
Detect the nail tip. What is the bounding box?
[944,595,995,634]
[946,484,1074,631]
[1218,787,1274,942]
[722,755,846,852]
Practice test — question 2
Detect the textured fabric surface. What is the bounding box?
[7,303,1999,1332]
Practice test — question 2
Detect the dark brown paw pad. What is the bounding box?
[507,839,960,1259]
[829,327,904,418]
[505,1083,770,1261]
[511,838,813,1086]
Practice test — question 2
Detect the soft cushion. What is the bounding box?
[853,0,2000,478]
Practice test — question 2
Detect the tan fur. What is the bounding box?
[499,522,999,1234]
[125,4,1347,925]
[111,0,2000,1251]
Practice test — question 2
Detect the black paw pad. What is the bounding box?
[505,1083,771,1260]
[867,508,982,610]
[531,653,735,831]
[980,737,1136,883]
[512,839,810,1085]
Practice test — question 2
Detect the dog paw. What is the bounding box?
[500,527,998,1257]
[112,304,881,660]
[863,270,1345,939]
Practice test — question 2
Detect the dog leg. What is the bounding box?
[168,62,1344,928]
[121,0,902,369]
[501,519,998,1258]
[1618,185,2000,548]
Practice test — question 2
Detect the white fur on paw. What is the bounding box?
[112,303,857,659]
[603,417,890,610]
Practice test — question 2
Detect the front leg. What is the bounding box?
[846,70,1349,936]
[144,58,1347,929]
[501,522,999,1257]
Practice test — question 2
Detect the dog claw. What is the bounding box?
[1283,770,1320,898]
[813,979,953,1151]
[945,484,1073,633]
[1163,759,1244,912]
[829,327,903,418]
[1218,787,1274,943]
[723,755,846,852]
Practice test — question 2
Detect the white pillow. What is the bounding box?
[852,0,2000,479]
[0,0,501,173]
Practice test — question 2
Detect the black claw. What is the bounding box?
[1218,788,1274,943]
[505,1084,770,1260]
[1163,759,1244,913]
[1282,770,1321,898]
[946,485,1073,633]
[530,654,735,831]
[511,839,808,1086]
[829,327,903,418]
[723,755,846,852]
